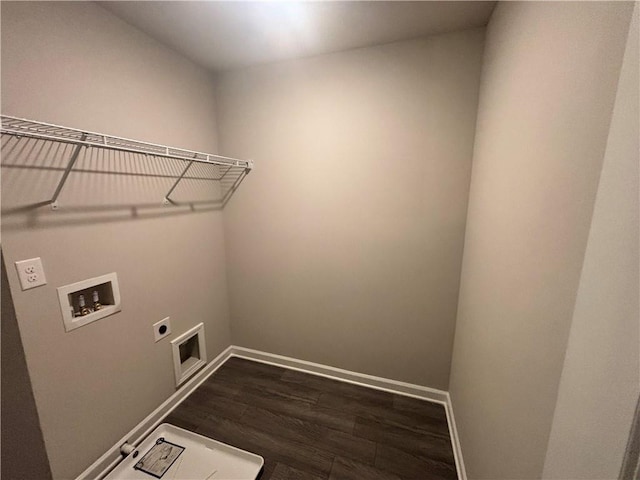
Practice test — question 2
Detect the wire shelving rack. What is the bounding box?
[0,115,253,209]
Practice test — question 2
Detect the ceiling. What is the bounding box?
[100,1,496,73]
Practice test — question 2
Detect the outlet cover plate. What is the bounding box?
[153,317,171,342]
[15,257,47,290]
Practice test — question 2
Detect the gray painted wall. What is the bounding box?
[215,29,485,389]
[543,6,639,478]
[1,252,52,480]
[1,2,230,478]
[448,2,635,478]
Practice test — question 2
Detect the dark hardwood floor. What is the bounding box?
[163,357,457,480]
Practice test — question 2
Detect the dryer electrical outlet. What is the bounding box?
[153,317,171,342]
[15,257,47,290]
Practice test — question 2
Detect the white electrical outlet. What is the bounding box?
[15,257,47,291]
[153,317,171,342]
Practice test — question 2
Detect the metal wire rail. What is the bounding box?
[0,115,253,209]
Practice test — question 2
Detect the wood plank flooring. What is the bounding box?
[163,357,457,480]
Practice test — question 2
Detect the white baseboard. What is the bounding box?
[229,346,448,403]
[78,345,466,480]
[76,345,234,480]
[444,393,467,480]
[229,346,466,480]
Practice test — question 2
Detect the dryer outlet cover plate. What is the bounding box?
[153,317,171,342]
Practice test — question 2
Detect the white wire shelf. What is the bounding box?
[0,115,253,209]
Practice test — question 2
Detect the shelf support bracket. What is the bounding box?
[50,133,87,210]
[163,159,195,205]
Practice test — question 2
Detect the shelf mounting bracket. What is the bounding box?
[163,158,195,205]
[49,133,87,210]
